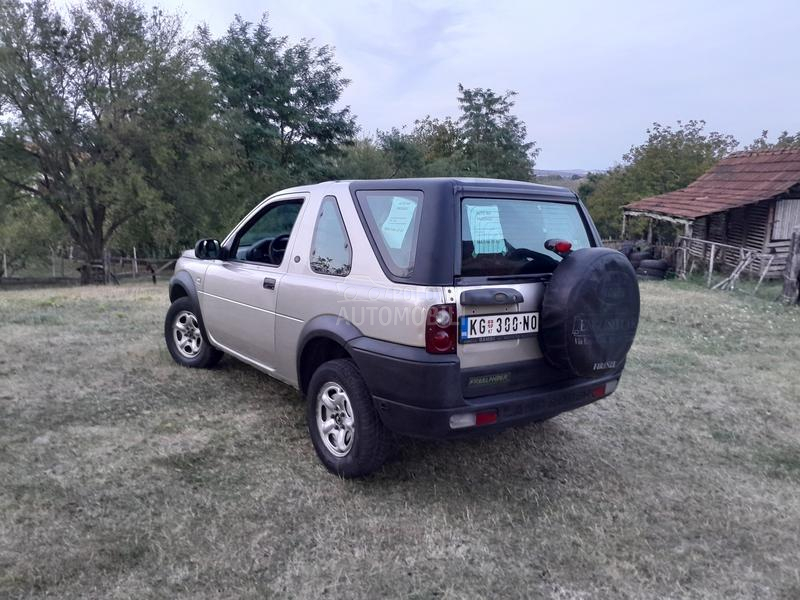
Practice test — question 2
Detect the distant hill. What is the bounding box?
[534,169,590,193]
[534,168,589,178]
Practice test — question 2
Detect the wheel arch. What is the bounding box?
[296,315,363,395]
[169,270,199,306]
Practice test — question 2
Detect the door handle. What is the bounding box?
[460,288,523,305]
[263,277,276,290]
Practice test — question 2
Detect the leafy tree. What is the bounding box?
[580,120,738,239]
[333,137,394,180]
[457,84,538,180]
[0,161,68,276]
[202,14,356,196]
[338,86,537,181]
[0,0,228,268]
[745,130,800,151]
[0,197,67,277]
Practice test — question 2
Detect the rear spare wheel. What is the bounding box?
[539,248,640,378]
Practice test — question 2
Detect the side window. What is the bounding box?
[233,200,303,264]
[310,196,352,277]
[354,190,423,277]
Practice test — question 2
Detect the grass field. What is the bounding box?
[1,282,799,599]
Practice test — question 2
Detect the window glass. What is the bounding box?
[234,201,302,264]
[355,191,423,277]
[460,198,592,277]
[310,196,351,276]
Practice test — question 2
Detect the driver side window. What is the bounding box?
[233,200,303,264]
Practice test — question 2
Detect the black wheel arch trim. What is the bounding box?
[168,271,212,337]
[169,270,199,306]
[296,314,365,390]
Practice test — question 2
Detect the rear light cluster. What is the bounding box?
[449,410,498,429]
[591,379,619,399]
[425,303,457,354]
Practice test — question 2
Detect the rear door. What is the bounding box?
[454,196,594,370]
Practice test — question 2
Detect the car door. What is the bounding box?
[200,196,307,371]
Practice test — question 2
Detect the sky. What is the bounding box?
[155,0,800,171]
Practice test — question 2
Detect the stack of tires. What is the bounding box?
[620,243,669,280]
[635,258,669,280]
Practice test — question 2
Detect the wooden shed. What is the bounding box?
[623,148,800,278]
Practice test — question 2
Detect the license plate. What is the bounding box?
[459,311,539,343]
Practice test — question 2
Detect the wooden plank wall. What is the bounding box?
[772,199,800,240]
[690,200,779,277]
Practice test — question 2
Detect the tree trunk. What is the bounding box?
[79,237,106,285]
[78,212,107,285]
[781,227,800,304]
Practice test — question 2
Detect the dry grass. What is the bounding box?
[1,281,799,599]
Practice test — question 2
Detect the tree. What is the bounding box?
[0,163,68,276]
[337,86,538,181]
[333,137,393,180]
[580,120,738,239]
[202,14,357,195]
[0,0,226,270]
[457,84,538,180]
[746,130,800,151]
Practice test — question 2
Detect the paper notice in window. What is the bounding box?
[381,197,418,249]
[466,204,505,255]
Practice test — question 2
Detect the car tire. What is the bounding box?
[307,358,394,478]
[628,251,652,263]
[164,297,223,368]
[636,267,666,279]
[639,258,668,270]
[539,248,640,378]
[620,242,636,258]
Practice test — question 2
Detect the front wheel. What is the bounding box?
[306,359,394,478]
[164,297,223,368]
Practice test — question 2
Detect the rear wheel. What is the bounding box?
[307,358,393,478]
[164,297,223,368]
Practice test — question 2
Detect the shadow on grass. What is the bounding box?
[195,354,615,515]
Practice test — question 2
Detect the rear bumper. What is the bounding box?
[346,336,621,439]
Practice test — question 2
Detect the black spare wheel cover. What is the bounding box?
[539,248,640,378]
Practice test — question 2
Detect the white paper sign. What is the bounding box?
[466,204,505,255]
[381,197,417,249]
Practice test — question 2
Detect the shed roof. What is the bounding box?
[624,148,800,219]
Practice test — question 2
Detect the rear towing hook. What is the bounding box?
[545,238,573,258]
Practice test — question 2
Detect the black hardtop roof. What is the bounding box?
[344,177,587,285]
[346,177,577,199]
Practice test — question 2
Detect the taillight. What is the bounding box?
[426,303,457,354]
[591,379,619,399]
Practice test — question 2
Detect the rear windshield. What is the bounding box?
[355,190,423,277]
[460,197,592,277]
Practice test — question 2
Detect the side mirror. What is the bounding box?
[194,238,222,260]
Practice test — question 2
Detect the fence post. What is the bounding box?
[707,243,716,288]
[132,246,138,278]
[781,227,800,304]
[2,251,6,278]
[104,249,111,285]
[51,247,56,278]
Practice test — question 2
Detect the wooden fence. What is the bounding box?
[0,249,177,288]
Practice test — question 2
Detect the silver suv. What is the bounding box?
[165,179,640,477]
